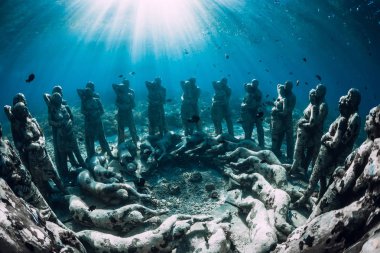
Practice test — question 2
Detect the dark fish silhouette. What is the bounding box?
[129,71,136,76]
[166,99,173,103]
[305,81,309,85]
[364,85,368,91]
[316,74,322,81]
[256,111,264,118]
[225,54,230,59]
[25,73,35,83]
[265,69,269,72]
[266,94,270,98]
[183,49,189,55]
[303,57,307,62]
[88,205,96,211]
[289,71,293,75]
[187,115,200,123]
[118,74,124,78]
[259,59,262,62]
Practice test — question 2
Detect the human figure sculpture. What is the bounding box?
[271,81,296,162]
[0,122,62,223]
[211,78,234,136]
[146,77,167,137]
[47,92,86,182]
[180,77,201,136]
[294,88,361,206]
[10,102,67,197]
[240,79,264,147]
[4,93,30,164]
[289,84,328,178]
[113,79,139,145]
[77,82,113,159]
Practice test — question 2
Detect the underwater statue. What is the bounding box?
[113,79,139,145]
[45,92,86,183]
[9,102,68,197]
[146,77,167,137]
[288,84,328,178]
[294,88,361,207]
[211,77,234,136]
[77,82,114,159]
[0,122,62,224]
[240,79,264,147]
[4,93,30,165]
[271,81,296,162]
[180,77,201,136]
[44,85,82,170]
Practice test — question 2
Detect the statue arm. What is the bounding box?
[4,105,13,121]
[324,118,347,149]
[43,93,51,107]
[342,114,360,145]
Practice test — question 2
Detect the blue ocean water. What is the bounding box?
[0,0,379,136]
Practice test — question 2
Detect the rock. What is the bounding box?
[205,183,216,192]
[189,172,203,183]
[210,191,219,199]
[168,183,181,195]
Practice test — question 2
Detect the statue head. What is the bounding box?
[338,95,350,117]
[122,79,130,88]
[154,77,162,86]
[309,89,317,105]
[51,92,63,107]
[251,79,259,89]
[189,77,196,85]
[12,93,27,106]
[52,85,63,95]
[284,80,293,93]
[12,102,29,122]
[364,105,380,140]
[347,88,361,113]
[86,81,95,91]
[315,84,326,102]
[220,77,228,86]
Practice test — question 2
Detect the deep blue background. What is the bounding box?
[0,0,379,133]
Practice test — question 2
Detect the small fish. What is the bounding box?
[88,205,96,211]
[296,80,300,86]
[25,73,35,83]
[212,64,217,68]
[183,49,189,55]
[265,94,270,98]
[166,99,173,103]
[303,57,307,62]
[129,71,136,76]
[227,74,231,77]
[225,53,230,59]
[118,74,124,78]
[289,71,293,75]
[265,69,269,72]
[256,111,264,118]
[247,71,251,75]
[187,115,201,123]
[316,74,322,81]
[305,81,309,85]
[259,59,262,62]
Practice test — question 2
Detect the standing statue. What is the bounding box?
[113,79,139,145]
[240,79,264,147]
[271,81,296,162]
[180,77,201,135]
[0,122,62,223]
[288,84,328,178]
[294,88,361,206]
[211,77,234,136]
[146,77,167,137]
[4,93,30,165]
[9,102,67,198]
[47,92,86,182]
[77,82,113,159]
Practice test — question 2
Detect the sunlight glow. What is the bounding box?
[66,0,243,62]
